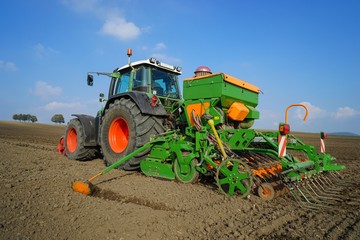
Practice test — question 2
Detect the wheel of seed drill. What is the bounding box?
[275,181,288,197]
[174,154,199,184]
[215,158,253,198]
[272,181,282,198]
[257,182,275,200]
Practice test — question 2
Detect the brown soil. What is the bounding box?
[1,121,359,240]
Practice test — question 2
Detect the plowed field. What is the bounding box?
[1,121,359,239]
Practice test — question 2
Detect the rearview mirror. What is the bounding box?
[87,74,94,86]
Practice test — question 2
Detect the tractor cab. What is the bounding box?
[112,58,182,100]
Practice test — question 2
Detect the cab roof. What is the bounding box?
[116,58,182,75]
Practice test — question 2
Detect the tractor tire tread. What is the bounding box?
[101,98,165,170]
[65,119,98,161]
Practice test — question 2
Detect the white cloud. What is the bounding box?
[0,60,17,71]
[31,81,62,99]
[34,43,58,58]
[154,42,166,51]
[334,106,359,119]
[62,0,142,41]
[296,102,328,120]
[42,101,83,111]
[100,16,141,41]
[295,102,359,122]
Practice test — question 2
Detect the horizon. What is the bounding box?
[2,120,359,137]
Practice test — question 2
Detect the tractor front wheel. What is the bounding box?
[64,119,98,160]
[100,98,165,170]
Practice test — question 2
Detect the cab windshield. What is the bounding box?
[151,67,180,98]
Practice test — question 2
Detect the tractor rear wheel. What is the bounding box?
[100,98,165,170]
[64,119,98,160]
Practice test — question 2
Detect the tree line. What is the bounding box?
[12,114,65,124]
[12,114,38,122]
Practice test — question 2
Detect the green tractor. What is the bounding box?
[59,50,183,170]
[59,49,345,208]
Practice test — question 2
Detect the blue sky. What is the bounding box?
[1,0,359,134]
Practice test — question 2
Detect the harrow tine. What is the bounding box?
[288,186,319,211]
[298,183,323,204]
[302,184,335,209]
[316,175,342,193]
[306,181,340,204]
[322,175,343,191]
[295,184,327,209]
[330,170,343,180]
[314,176,340,195]
[286,182,334,210]
[327,171,339,181]
[328,171,349,186]
[309,179,343,201]
[320,173,340,187]
[326,171,339,181]
[319,175,340,190]
[321,174,336,186]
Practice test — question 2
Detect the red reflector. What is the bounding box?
[151,95,158,107]
[279,123,290,135]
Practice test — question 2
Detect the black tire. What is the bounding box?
[100,98,165,170]
[233,119,255,129]
[257,182,275,200]
[174,156,199,184]
[64,119,98,161]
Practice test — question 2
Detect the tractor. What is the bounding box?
[58,49,345,208]
[59,49,183,170]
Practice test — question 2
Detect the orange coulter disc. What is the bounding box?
[72,181,94,195]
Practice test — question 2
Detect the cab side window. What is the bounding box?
[132,66,149,92]
[115,70,130,94]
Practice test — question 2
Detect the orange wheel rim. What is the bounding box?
[109,118,129,153]
[261,186,272,198]
[66,128,77,153]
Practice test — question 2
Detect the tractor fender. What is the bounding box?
[71,114,98,147]
[105,92,168,117]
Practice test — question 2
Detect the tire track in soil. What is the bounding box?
[91,186,179,212]
[1,139,55,152]
[253,213,297,237]
[323,213,359,240]
[339,217,360,240]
